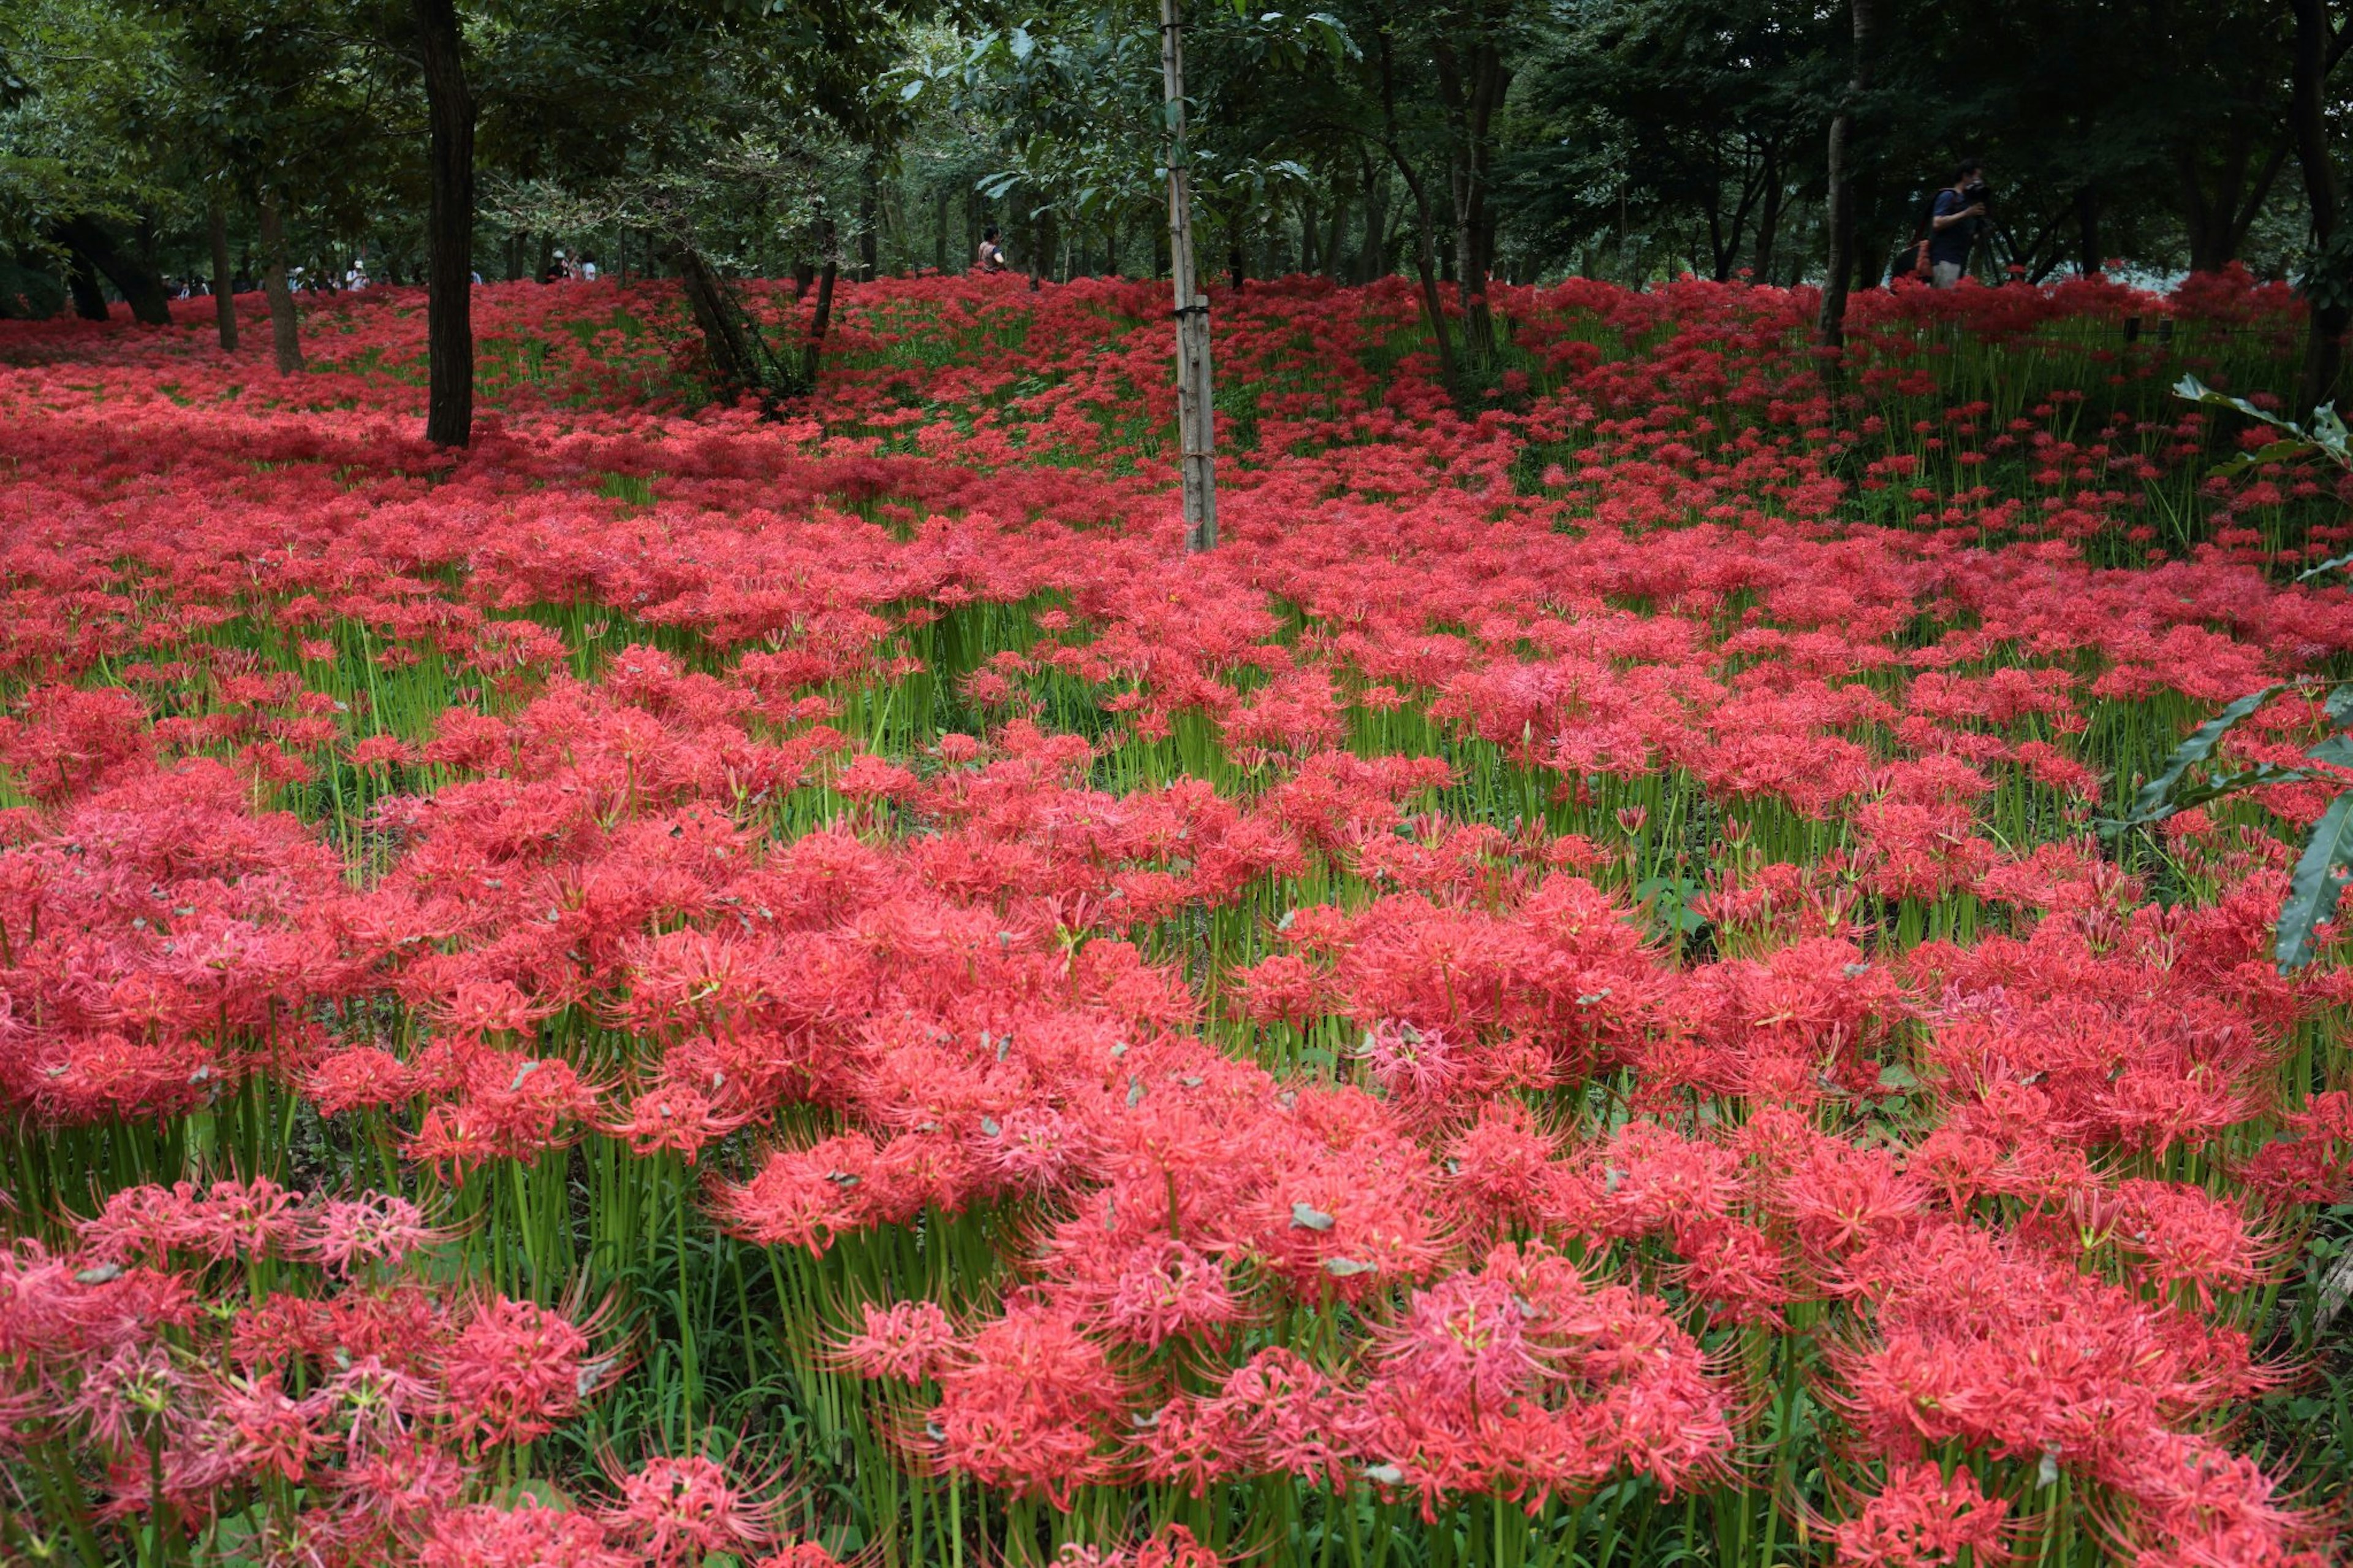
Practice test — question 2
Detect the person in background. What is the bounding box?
[1928,158,1990,289]
[579,255,599,281]
[976,225,1007,273]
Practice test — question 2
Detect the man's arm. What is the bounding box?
[1931,191,1985,230]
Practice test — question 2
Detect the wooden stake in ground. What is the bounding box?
[1160,0,1218,554]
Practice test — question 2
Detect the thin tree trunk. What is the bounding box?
[1752,145,1784,282]
[2294,0,2346,412]
[859,157,880,282]
[1358,153,1390,284]
[1162,0,1219,553]
[2074,186,2102,276]
[802,219,839,387]
[259,188,303,373]
[1377,31,1460,398]
[415,0,476,447]
[208,200,238,351]
[1815,0,1879,349]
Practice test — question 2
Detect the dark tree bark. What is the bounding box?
[673,244,776,403]
[259,187,304,373]
[1433,27,1511,357]
[2074,186,2102,276]
[1322,181,1347,281]
[52,216,171,325]
[1815,0,1879,349]
[415,0,476,448]
[1752,144,1785,282]
[2178,136,2289,273]
[858,157,879,282]
[1376,29,1460,398]
[208,200,239,351]
[1357,150,1392,284]
[802,219,839,388]
[2294,0,2347,412]
[64,248,108,320]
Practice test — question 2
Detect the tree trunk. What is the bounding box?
[1752,145,1784,282]
[672,244,785,406]
[934,187,950,274]
[207,200,239,351]
[1162,0,1219,553]
[1815,0,1879,349]
[415,0,476,448]
[2074,186,2102,276]
[1378,30,1460,398]
[2177,137,2289,273]
[259,189,303,373]
[802,219,839,387]
[64,247,108,320]
[858,157,880,282]
[1322,181,1347,281]
[1433,36,1509,358]
[52,216,172,325]
[1358,153,1391,284]
[2294,0,2346,412]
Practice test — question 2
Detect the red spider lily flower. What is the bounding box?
[301,1191,442,1276]
[1832,1461,2012,1568]
[923,1295,1129,1508]
[439,1294,611,1450]
[417,1498,634,1568]
[597,1452,783,1568]
[830,1298,957,1384]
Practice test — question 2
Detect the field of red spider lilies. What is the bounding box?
[2,263,2352,1568]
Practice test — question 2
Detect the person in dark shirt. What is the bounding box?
[1928,158,1989,288]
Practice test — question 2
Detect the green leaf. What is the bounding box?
[2120,684,2283,826]
[1290,1202,1335,1231]
[2300,551,2353,582]
[2175,374,2294,432]
[2315,403,2352,467]
[2311,735,2353,768]
[2278,790,2353,970]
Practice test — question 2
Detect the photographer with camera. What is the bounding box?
[1927,159,1991,287]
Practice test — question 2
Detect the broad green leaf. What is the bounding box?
[2277,791,2353,969]
[2297,550,2353,582]
[2120,684,2283,825]
[2315,404,2351,466]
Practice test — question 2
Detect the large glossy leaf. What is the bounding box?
[2278,792,2353,969]
[2114,684,2283,828]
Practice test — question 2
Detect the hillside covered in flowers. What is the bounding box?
[1,268,2349,1568]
